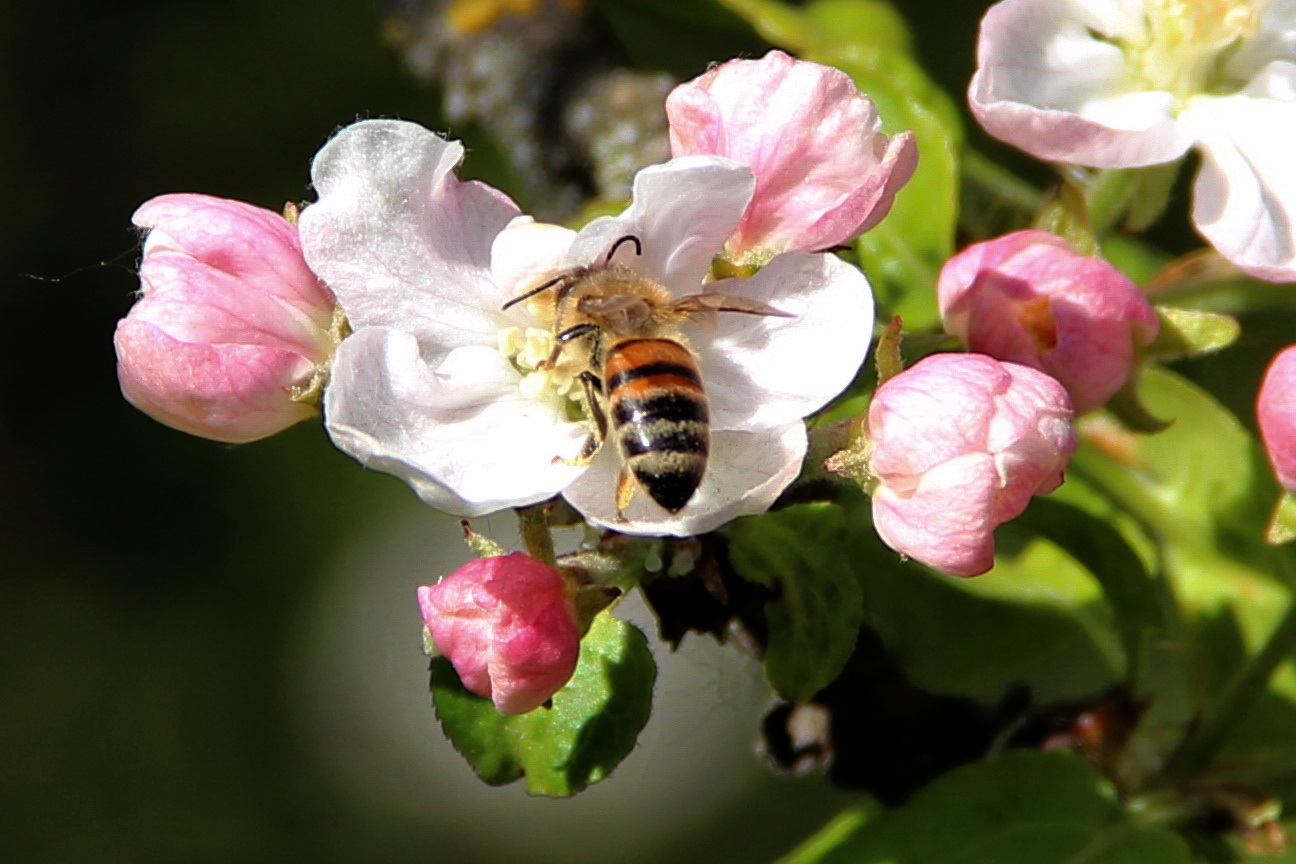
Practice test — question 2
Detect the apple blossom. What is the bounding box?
[970,0,1296,281]
[866,353,1077,577]
[420,552,580,715]
[298,119,873,536]
[938,230,1159,414]
[1259,345,1296,493]
[115,194,338,443]
[666,49,918,264]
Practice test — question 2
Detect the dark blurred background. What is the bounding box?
[0,1,875,861]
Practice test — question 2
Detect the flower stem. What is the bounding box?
[1169,552,1296,775]
[516,504,557,567]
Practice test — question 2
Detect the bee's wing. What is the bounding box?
[579,294,647,316]
[673,293,796,318]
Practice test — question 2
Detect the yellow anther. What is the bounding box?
[519,328,555,369]
[498,325,525,359]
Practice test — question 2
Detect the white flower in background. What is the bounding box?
[970,0,1296,282]
[298,120,873,536]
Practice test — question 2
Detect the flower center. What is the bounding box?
[1126,0,1264,101]
[497,326,583,403]
[1013,295,1059,354]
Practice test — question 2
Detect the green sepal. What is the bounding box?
[459,520,507,558]
[874,315,905,385]
[1267,492,1296,546]
[429,613,656,797]
[1086,164,1181,237]
[1033,178,1099,257]
[726,503,861,702]
[1142,307,1241,361]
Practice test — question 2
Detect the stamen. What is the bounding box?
[1130,0,1264,99]
[497,325,583,403]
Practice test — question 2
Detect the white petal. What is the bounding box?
[1184,87,1296,282]
[562,423,807,536]
[695,252,873,431]
[299,119,521,347]
[566,156,755,292]
[325,328,588,515]
[970,0,1193,167]
[490,217,578,325]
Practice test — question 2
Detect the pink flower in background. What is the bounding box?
[938,230,1159,414]
[115,194,337,443]
[419,553,580,715]
[970,0,1296,281]
[667,49,917,263]
[1259,345,1296,493]
[867,353,1077,577]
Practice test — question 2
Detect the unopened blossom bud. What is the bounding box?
[938,230,1159,414]
[666,50,917,263]
[867,353,1077,577]
[1259,346,1296,494]
[115,194,338,443]
[419,552,580,715]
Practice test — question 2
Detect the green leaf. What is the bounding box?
[849,503,1122,705]
[726,503,862,701]
[1067,368,1296,756]
[1104,373,1174,433]
[782,751,1190,864]
[430,612,656,797]
[1012,497,1166,685]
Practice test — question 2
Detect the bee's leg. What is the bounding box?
[543,323,600,369]
[555,372,606,467]
[614,465,636,522]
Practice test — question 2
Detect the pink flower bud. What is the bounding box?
[115,194,337,443]
[938,231,1159,415]
[867,353,1077,577]
[1259,346,1296,494]
[666,50,917,262]
[419,553,580,716]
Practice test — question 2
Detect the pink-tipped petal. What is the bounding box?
[668,50,917,259]
[116,194,336,442]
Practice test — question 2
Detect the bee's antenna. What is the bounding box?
[605,234,642,263]
[502,272,568,311]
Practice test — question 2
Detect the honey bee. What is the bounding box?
[503,234,792,518]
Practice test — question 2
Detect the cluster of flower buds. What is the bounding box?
[118,30,1274,714]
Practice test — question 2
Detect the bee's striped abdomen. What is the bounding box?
[604,338,710,513]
